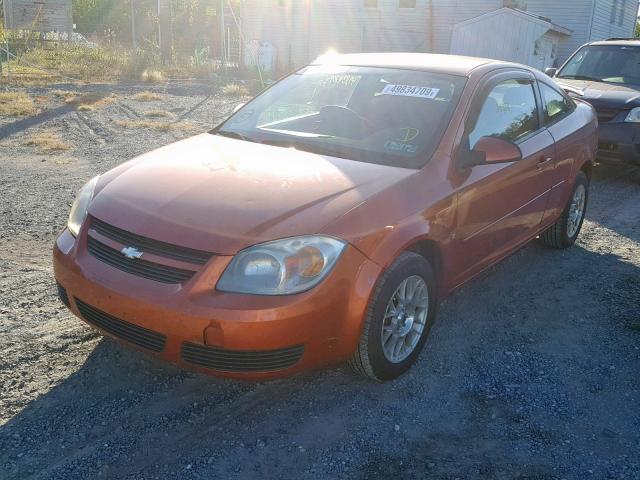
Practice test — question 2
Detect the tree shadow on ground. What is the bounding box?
[0,104,76,139]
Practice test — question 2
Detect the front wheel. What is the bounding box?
[539,171,589,249]
[349,252,438,382]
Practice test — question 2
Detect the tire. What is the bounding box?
[539,171,589,249]
[348,251,438,382]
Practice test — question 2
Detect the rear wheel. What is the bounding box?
[539,171,589,249]
[349,252,437,382]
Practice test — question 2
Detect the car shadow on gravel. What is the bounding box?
[1,241,639,479]
[1,165,639,479]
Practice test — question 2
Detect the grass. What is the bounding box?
[0,92,38,117]
[52,90,77,101]
[0,44,255,86]
[114,119,199,133]
[143,110,174,118]
[24,131,71,152]
[64,92,118,110]
[221,83,250,96]
[133,91,164,102]
[15,45,128,82]
[49,90,118,111]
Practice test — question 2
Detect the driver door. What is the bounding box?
[451,71,555,286]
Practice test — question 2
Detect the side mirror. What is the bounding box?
[544,67,558,77]
[459,136,522,169]
[233,103,245,113]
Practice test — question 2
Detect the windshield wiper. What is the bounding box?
[262,138,349,159]
[215,130,256,142]
[557,75,601,81]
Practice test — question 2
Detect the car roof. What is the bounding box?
[310,52,526,77]
[589,39,640,47]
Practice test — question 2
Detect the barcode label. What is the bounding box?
[380,84,440,99]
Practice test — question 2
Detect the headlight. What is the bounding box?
[67,176,99,237]
[217,236,346,295]
[625,107,640,122]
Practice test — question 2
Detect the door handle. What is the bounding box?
[537,156,553,170]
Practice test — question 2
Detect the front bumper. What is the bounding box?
[53,228,381,380]
[597,123,640,165]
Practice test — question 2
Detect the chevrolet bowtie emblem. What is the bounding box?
[121,246,144,259]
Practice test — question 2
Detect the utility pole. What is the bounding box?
[130,0,137,50]
[158,0,171,63]
[220,0,226,64]
[157,0,162,52]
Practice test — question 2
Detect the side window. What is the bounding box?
[540,82,574,123]
[468,79,539,148]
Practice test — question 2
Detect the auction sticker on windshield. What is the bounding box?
[381,84,440,99]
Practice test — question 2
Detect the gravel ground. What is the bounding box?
[0,83,639,480]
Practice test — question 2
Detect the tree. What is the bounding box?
[71,0,242,63]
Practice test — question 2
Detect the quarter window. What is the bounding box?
[539,82,574,123]
[469,79,539,148]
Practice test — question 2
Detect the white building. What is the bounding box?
[239,0,638,72]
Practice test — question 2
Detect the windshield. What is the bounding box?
[558,45,640,85]
[215,66,466,168]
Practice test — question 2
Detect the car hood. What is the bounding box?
[89,134,415,254]
[555,78,640,109]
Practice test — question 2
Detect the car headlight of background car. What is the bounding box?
[625,107,640,123]
[217,236,346,295]
[67,176,99,237]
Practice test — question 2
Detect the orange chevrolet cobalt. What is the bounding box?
[54,54,597,381]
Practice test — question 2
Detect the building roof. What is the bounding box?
[454,7,571,36]
[311,52,504,76]
[590,39,640,46]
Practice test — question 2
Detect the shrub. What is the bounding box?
[140,69,165,83]
[221,83,249,96]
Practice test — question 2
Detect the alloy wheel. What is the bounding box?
[567,184,586,238]
[380,275,429,363]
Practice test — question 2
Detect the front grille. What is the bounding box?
[87,236,197,284]
[596,108,622,123]
[76,298,166,352]
[90,217,213,265]
[56,282,70,307]
[181,342,304,372]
